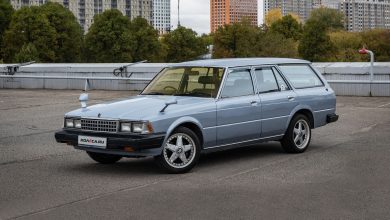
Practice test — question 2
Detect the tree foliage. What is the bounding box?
[328,31,364,62]
[162,26,207,62]
[0,0,13,55]
[360,29,390,62]
[84,9,133,62]
[1,3,82,63]
[40,2,83,62]
[213,20,261,58]
[213,19,298,59]
[265,8,283,26]
[2,6,57,62]
[14,43,39,62]
[299,8,344,61]
[128,17,162,62]
[270,14,302,41]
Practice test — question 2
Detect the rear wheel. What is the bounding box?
[281,114,311,153]
[87,152,122,164]
[155,127,201,174]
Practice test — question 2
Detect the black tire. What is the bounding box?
[281,114,312,153]
[155,127,201,174]
[86,151,122,164]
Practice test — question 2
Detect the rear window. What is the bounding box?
[278,65,323,89]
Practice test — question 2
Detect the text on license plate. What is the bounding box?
[78,135,107,148]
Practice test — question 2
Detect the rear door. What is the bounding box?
[216,67,261,146]
[253,66,298,137]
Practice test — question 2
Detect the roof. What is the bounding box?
[169,58,310,68]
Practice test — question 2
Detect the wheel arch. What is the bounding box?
[287,106,315,129]
[163,117,204,149]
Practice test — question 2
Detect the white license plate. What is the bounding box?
[78,136,107,148]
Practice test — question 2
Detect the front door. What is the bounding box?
[216,68,261,146]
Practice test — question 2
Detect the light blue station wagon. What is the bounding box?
[55,58,339,173]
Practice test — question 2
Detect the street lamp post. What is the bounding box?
[178,0,180,27]
[359,48,375,96]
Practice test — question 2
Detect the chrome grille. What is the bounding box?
[81,119,118,132]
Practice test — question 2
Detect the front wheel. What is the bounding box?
[281,114,312,153]
[155,127,201,174]
[87,152,122,164]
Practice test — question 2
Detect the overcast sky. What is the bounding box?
[170,0,264,35]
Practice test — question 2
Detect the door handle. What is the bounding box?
[287,96,295,101]
[250,100,258,105]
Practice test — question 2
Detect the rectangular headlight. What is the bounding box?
[132,122,144,133]
[65,119,74,128]
[120,122,131,132]
[74,119,81,128]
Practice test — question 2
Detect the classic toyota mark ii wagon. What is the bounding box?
[55,58,338,173]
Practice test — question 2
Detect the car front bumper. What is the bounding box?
[55,129,165,157]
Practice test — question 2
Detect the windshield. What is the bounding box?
[141,67,225,98]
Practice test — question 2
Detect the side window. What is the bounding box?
[278,64,324,89]
[272,67,290,91]
[221,69,254,98]
[254,68,279,93]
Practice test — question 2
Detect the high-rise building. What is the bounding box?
[341,0,390,31]
[210,0,258,32]
[264,0,341,22]
[264,0,390,31]
[10,0,157,33]
[153,0,170,34]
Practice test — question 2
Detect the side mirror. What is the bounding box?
[79,93,89,108]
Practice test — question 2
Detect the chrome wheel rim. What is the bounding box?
[293,119,310,149]
[163,133,196,169]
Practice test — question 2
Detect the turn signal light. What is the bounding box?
[124,147,134,152]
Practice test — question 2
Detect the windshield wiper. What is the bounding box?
[174,92,211,97]
[142,92,165,95]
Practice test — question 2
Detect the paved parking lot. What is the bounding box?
[1,89,390,220]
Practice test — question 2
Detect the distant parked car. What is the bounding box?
[55,58,338,173]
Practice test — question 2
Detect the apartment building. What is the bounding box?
[153,0,170,34]
[10,0,165,33]
[340,0,390,31]
[264,0,390,31]
[210,0,258,32]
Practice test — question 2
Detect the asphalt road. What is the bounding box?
[1,89,390,220]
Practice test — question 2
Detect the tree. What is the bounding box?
[213,20,261,58]
[298,8,344,61]
[328,31,364,61]
[2,6,57,62]
[270,14,302,41]
[307,7,344,31]
[257,32,299,58]
[0,0,14,56]
[14,43,39,62]
[162,26,207,62]
[84,9,133,62]
[40,2,83,62]
[265,8,283,26]
[128,17,162,62]
[360,29,390,62]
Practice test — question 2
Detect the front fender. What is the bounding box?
[158,116,204,154]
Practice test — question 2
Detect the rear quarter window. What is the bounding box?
[278,64,323,89]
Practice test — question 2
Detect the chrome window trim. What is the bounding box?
[217,66,255,99]
[277,64,325,89]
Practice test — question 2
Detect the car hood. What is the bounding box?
[66,95,215,120]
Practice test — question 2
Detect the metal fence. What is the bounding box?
[1,62,390,96]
